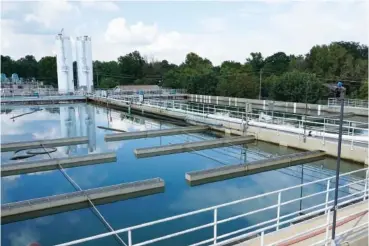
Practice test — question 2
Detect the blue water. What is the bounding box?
[1,104,364,246]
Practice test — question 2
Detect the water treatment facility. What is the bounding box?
[1,33,369,246]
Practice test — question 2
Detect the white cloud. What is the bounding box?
[1,1,368,65]
[2,175,21,181]
[80,1,119,12]
[199,17,227,33]
[1,11,64,61]
[8,227,40,246]
[24,0,78,28]
[262,1,368,55]
[146,31,183,52]
[105,18,159,45]
[1,2,19,14]
[32,127,60,140]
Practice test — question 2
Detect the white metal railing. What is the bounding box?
[139,99,368,147]
[328,98,368,109]
[56,168,368,246]
[96,88,187,96]
[89,96,368,147]
[1,88,89,98]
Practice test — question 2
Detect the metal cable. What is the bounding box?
[40,144,127,246]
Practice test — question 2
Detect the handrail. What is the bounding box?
[143,98,367,129]
[90,95,368,150]
[266,207,368,246]
[140,98,367,147]
[56,167,368,246]
[328,98,368,109]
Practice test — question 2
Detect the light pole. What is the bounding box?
[331,81,345,243]
[258,69,263,100]
[303,79,308,143]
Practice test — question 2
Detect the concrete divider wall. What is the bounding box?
[1,152,117,176]
[134,136,255,158]
[186,151,326,185]
[1,137,89,152]
[2,178,165,218]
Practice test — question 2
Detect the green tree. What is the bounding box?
[358,81,368,100]
[98,77,119,88]
[1,40,367,101]
[1,56,17,76]
[163,53,217,94]
[246,52,264,73]
[269,71,323,103]
[263,52,290,76]
[117,51,145,83]
[216,61,257,98]
[16,55,39,79]
[38,56,57,87]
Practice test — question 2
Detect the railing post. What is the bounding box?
[323,118,326,145]
[325,208,331,246]
[276,192,281,231]
[260,231,264,246]
[364,169,369,201]
[128,230,132,246]
[325,179,331,213]
[214,208,218,244]
[351,124,354,150]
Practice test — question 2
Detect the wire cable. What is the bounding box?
[40,144,127,246]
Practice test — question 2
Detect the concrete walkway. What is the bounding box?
[239,201,368,246]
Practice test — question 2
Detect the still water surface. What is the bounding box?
[1,104,364,246]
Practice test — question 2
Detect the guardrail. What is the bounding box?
[141,99,368,148]
[95,88,187,96]
[328,98,368,109]
[1,89,89,98]
[57,168,368,246]
[89,96,368,149]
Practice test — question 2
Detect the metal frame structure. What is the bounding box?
[56,168,368,246]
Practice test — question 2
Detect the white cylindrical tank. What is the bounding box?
[55,34,74,93]
[76,36,93,93]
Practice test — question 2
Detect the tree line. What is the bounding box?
[1,41,368,103]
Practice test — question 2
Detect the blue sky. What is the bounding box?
[1,1,367,65]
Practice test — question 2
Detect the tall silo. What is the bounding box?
[55,33,74,93]
[76,36,93,93]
